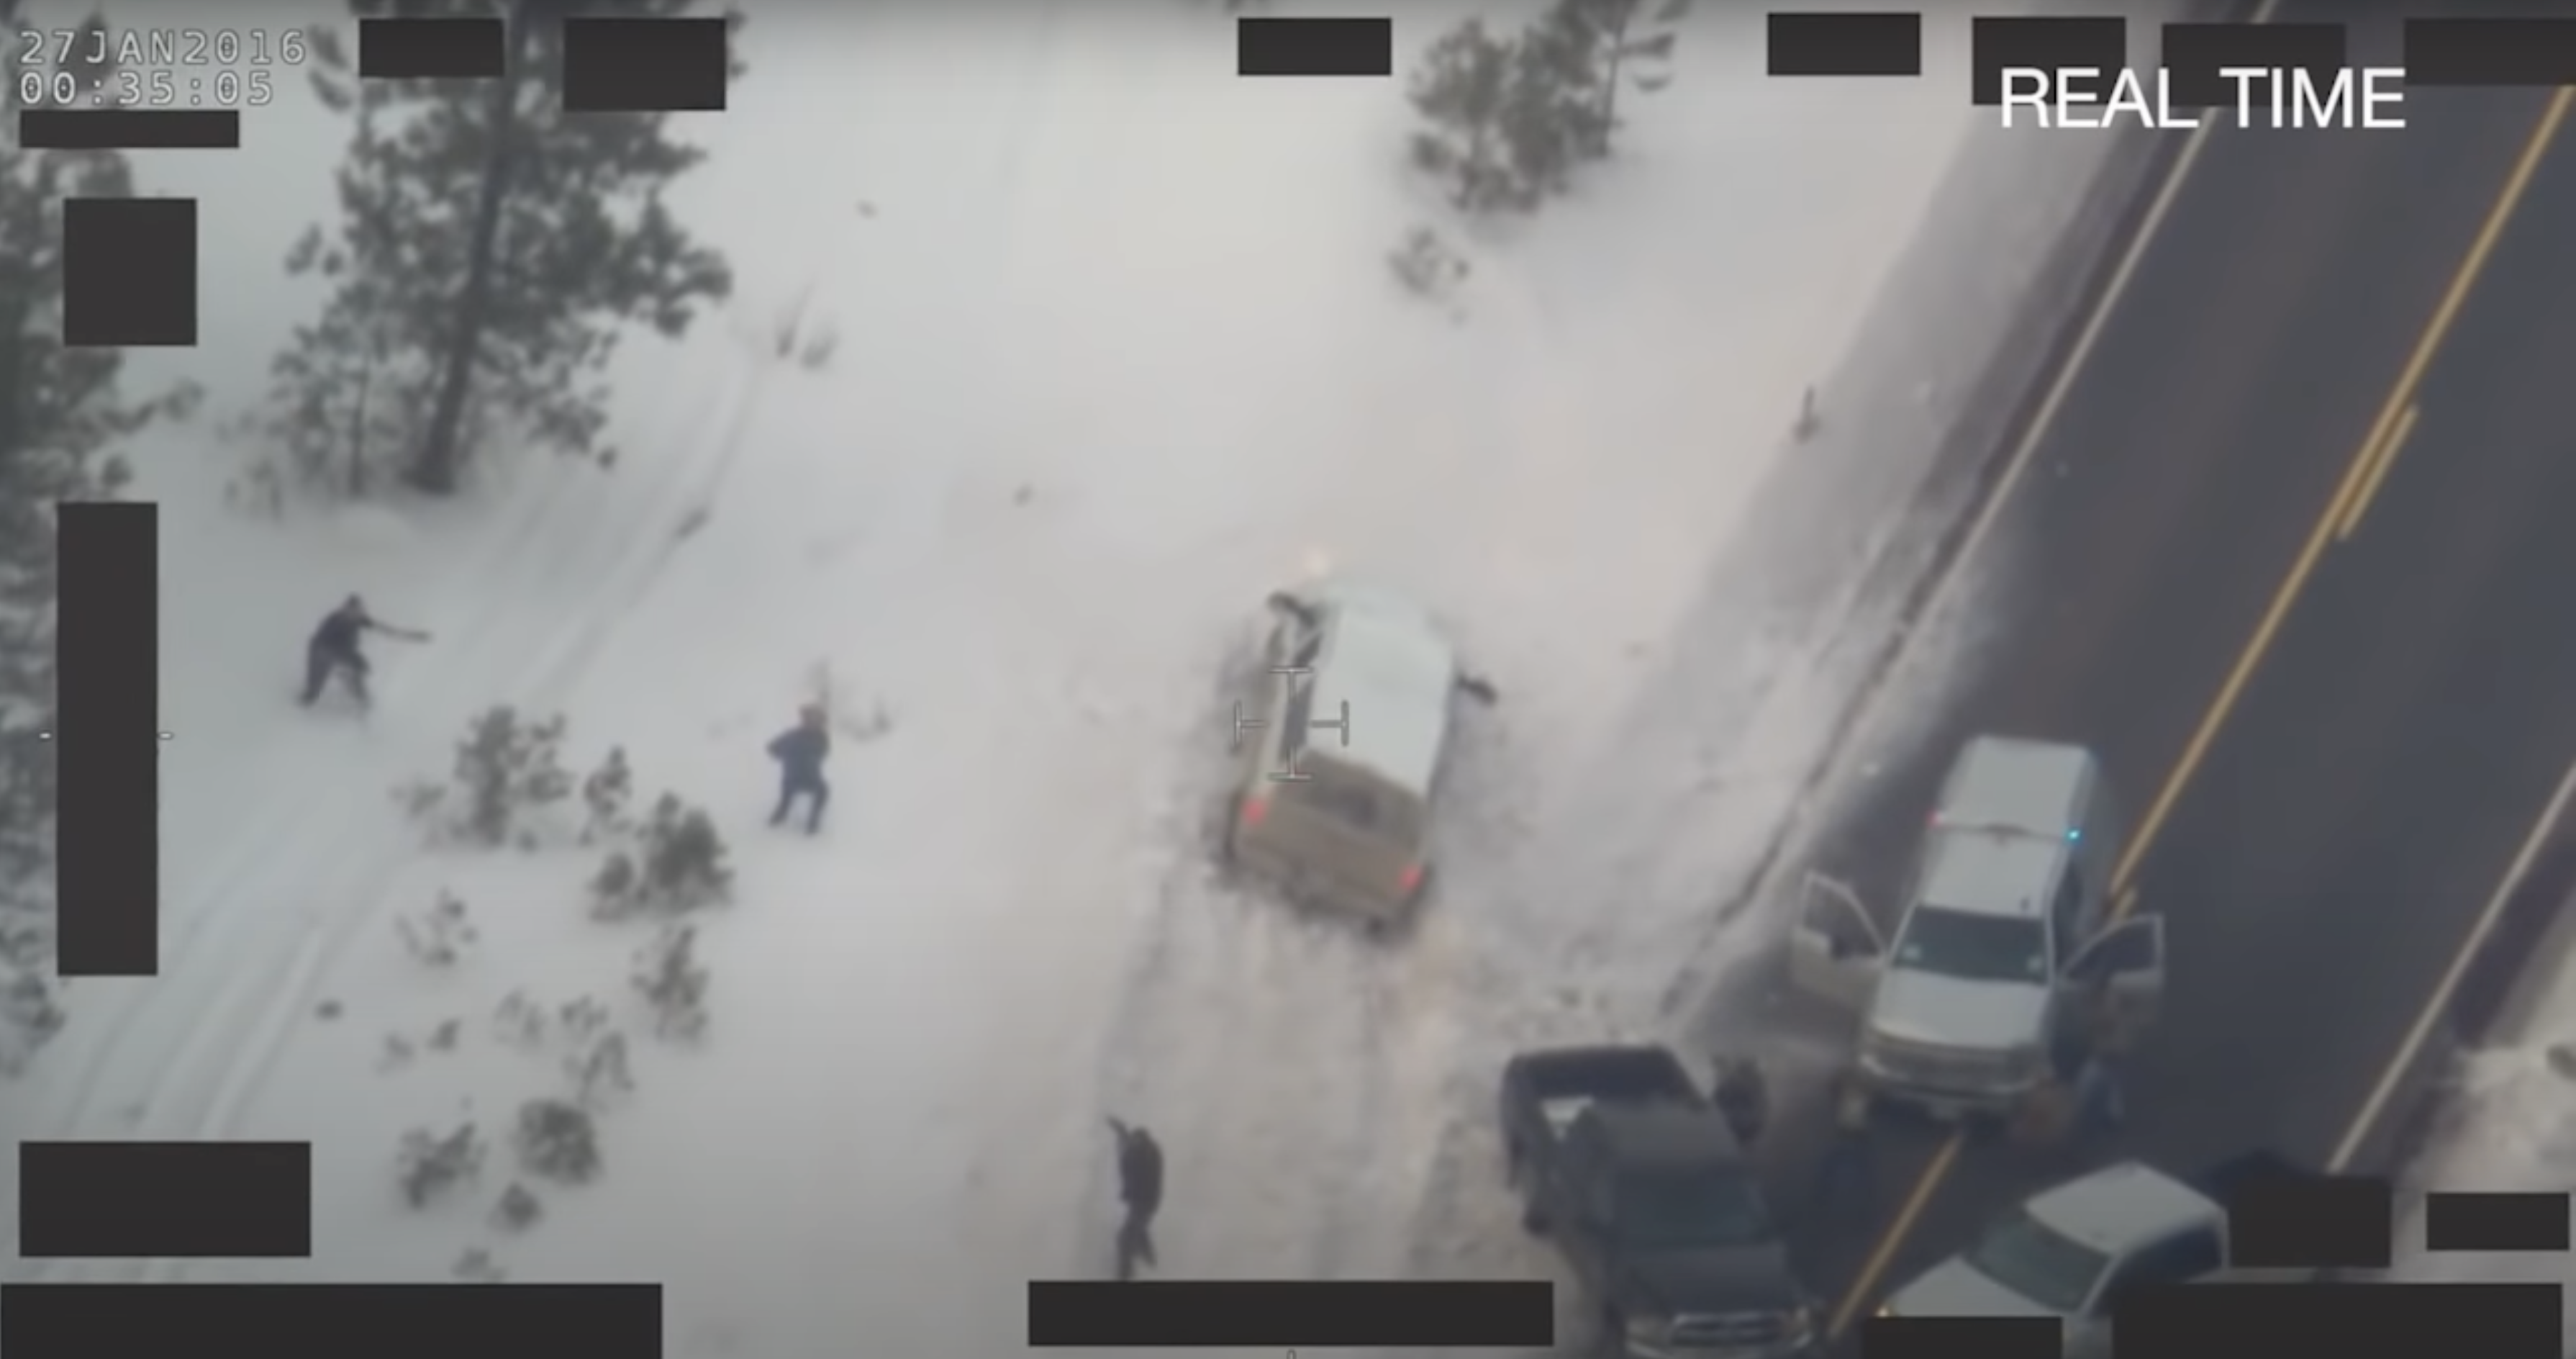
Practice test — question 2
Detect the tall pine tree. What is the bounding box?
[0,0,197,1072]
[260,0,738,497]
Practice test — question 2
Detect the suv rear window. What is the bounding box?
[1282,770,1422,842]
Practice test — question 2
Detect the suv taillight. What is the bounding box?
[1238,795,1269,829]
[1397,862,1425,897]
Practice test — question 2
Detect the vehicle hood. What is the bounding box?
[1886,1257,2065,1321]
[1614,1244,1804,1316]
[1867,967,2053,1052]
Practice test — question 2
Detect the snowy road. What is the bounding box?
[9,4,2167,1355]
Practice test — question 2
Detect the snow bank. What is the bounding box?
[2385,871,2576,1342]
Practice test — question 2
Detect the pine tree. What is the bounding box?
[1407,20,1520,214]
[1561,0,1691,157]
[0,0,197,1071]
[260,0,739,498]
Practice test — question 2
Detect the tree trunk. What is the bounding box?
[347,351,373,499]
[410,0,532,496]
[1595,12,1631,157]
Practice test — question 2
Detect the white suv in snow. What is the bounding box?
[1222,581,1494,926]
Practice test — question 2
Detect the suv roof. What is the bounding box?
[1916,826,2067,920]
[1936,736,2092,838]
[2024,1162,2221,1256]
[1300,584,1456,797]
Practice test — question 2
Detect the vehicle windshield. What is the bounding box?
[1281,772,1422,841]
[1892,905,2049,984]
[1614,1170,1777,1251]
[1962,1208,2113,1314]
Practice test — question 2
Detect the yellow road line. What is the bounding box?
[2335,403,2418,542]
[1826,85,2576,1342]
[2113,85,2576,893]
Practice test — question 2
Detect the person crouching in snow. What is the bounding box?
[766,705,831,833]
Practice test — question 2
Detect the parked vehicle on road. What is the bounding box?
[1222,580,1495,925]
[1787,736,2167,1121]
[1500,1044,1820,1359]
[1876,1152,2317,1356]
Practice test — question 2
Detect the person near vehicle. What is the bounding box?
[2071,1047,2127,1137]
[766,705,832,834]
[299,594,427,708]
[1107,1117,1164,1281]
[1809,1070,1877,1220]
[1713,1054,1769,1147]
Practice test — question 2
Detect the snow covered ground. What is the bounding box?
[8,1,2146,1353]
[2385,858,2576,1345]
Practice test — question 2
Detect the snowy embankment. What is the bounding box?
[9,2,2162,1356]
[2385,867,2576,1342]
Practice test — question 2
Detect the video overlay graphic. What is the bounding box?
[1767,11,2576,130]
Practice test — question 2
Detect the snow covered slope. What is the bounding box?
[9,2,2141,1355]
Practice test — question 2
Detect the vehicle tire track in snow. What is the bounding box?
[194,351,783,1144]
[30,451,635,1194]
[1079,629,1415,1283]
[29,351,781,1286]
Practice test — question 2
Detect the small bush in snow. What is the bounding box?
[491,990,552,1049]
[632,925,710,1041]
[1407,20,1523,214]
[396,707,574,849]
[515,1097,603,1185]
[564,1028,635,1107]
[0,962,64,1078]
[1387,225,1471,305]
[589,794,733,919]
[491,1182,544,1233]
[396,1121,486,1207]
[492,990,613,1052]
[580,747,635,845]
[453,1247,508,1282]
[394,890,477,966]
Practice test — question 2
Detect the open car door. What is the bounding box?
[2062,913,2165,1040]
[1787,872,1885,1012]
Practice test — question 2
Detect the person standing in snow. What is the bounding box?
[299,594,428,708]
[766,704,832,834]
[1107,1117,1163,1281]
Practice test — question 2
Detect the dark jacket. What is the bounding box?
[311,605,374,656]
[768,726,830,783]
[1117,1127,1164,1216]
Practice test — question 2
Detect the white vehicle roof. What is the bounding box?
[1299,582,1457,797]
[1916,827,2064,921]
[2024,1161,2221,1257]
[1937,736,2094,837]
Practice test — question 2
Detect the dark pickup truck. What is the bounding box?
[1500,1045,1820,1359]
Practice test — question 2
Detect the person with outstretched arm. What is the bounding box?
[766,704,832,834]
[1107,1117,1164,1281]
[299,594,428,708]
